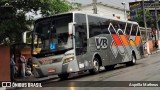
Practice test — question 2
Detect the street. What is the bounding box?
[1,0,160,90]
[11,52,160,90]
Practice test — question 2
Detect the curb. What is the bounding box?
[143,50,160,57]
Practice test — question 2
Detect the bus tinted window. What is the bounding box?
[34,14,73,53]
[119,22,126,32]
[88,16,102,37]
[101,18,110,34]
[75,14,87,55]
[102,28,110,34]
[111,21,119,32]
[131,24,138,36]
[109,26,116,34]
[137,28,140,36]
[125,23,132,35]
[118,30,123,35]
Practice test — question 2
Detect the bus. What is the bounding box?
[26,11,142,79]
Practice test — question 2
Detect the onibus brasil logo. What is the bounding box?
[1,82,42,88]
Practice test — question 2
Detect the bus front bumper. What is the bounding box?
[32,60,79,78]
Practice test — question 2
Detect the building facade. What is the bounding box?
[129,1,160,21]
[129,1,160,52]
[72,2,130,20]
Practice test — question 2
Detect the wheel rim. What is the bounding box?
[93,58,99,71]
[132,56,136,64]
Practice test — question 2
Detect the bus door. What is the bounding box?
[74,14,88,70]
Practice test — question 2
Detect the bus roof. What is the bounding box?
[72,11,138,25]
[35,12,72,23]
[35,11,138,25]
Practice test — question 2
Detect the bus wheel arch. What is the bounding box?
[94,54,102,66]
[132,51,136,60]
[131,50,136,64]
[126,50,136,66]
[89,54,102,74]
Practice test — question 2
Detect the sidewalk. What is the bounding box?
[143,49,160,57]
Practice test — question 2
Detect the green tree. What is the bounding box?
[133,9,159,48]
[0,0,71,46]
[134,9,153,27]
[71,2,82,10]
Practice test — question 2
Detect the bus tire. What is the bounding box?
[126,54,136,66]
[105,65,115,71]
[58,73,69,80]
[33,70,45,78]
[89,57,100,74]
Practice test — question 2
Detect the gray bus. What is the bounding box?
[29,11,142,79]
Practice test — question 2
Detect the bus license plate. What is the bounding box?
[48,69,56,73]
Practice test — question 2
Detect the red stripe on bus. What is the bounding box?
[112,34,122,46]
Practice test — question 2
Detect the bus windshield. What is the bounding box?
[33,14,73,54]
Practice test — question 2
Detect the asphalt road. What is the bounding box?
[11,53,160,90]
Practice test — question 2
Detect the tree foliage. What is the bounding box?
[134,9,154,27]
[71,2,82,10]
[0,0,71,46]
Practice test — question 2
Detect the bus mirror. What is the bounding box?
[22,31,27,43]
[68,22,76,35]
[22,31,32,44]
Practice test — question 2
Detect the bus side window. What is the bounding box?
[125,23,132,35]
[111,21,120,32]
[118,30,123,35]
[75,14,87,55]
[94,31,101,36]
[119,22,126,32]
[101,19,110,34]
[88,16,102,37]
[137,28,141,36]
[102,28,109,34]
[75,31,82,48]
[109,25,116,34]
[131,24,137,36]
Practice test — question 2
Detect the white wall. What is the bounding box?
[77,4,127,20]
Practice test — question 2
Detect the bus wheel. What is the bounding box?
[89,57,100,74]
[105,65,115,71]
[126,54,136,66]
[58,73,69,80]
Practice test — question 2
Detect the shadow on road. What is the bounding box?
[42,63,142,86]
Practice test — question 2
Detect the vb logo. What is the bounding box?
[95,37,108,50]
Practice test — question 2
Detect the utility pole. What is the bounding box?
[121,2,127,20]
[142,0,150,54]
[155,0,160,50]
[93,0,97,14]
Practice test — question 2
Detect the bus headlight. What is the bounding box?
[32,63,39,67]
[63,57,74,64]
